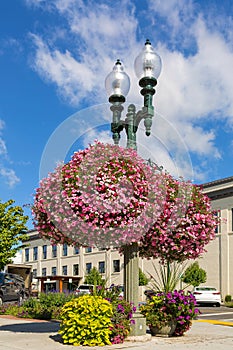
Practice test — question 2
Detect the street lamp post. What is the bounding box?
[105,40,162,337]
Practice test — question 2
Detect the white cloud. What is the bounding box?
[0,119,5,130]
[0,119,20,188]
[30,34,95,105]
[0,139,7,155]
[25,0,233,181]
[28,0,139,106]
[0,119,7,156]
[0,168,20,188]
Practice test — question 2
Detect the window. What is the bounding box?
[32,269,37,278]
[25,248,29,262]
[42,245,47,259]
[73,246,80,255]
[85,247,92,253]
[232,208,233,231]
[86,263,92,274]
[73,264,79,275]
[113,260,120,273]
[62,265,68,276]
[215,211,221,234]
[99,261,105,274]
[63,244,68,256]
[42,268,46,277]
[33,247,38,261]
[51,267,57,276]
[52,245,57,258]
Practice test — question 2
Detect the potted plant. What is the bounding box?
[140,290,199,336]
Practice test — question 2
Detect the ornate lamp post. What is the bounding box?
[105,39,162,150]
[105,40,162,337]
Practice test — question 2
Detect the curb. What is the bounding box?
[195,319,233,327]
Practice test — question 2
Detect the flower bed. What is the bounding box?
[140,290,200,336]
[0,289,134,345]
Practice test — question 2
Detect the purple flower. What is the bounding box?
[117,304,125,313]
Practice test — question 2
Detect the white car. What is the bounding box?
[74,284,94,295]
[193,286,221,307]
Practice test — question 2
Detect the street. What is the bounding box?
[198,305,233,322]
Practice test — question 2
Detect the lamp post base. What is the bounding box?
[129,311,147,337]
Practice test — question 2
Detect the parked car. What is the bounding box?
[193,286,221,307]
[109,284,124,297]
[74,284,94,295]
[0,272,25,305]
[144,289,155,299]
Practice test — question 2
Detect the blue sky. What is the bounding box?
[0,0,233,227]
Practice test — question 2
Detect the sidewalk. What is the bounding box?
[0,316,232,350]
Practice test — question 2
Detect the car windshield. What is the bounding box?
[195,287,217,291]
[78,285,93,290]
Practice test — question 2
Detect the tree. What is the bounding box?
[139,268,149,286]
[0,199,28,270]
[181,261,207,287]
[84,267,105,286]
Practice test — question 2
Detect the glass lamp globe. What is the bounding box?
[105,59,130,97]
[134,39,162,80]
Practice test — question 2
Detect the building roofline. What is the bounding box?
[202,176,233,188]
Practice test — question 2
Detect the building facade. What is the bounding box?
[20,176,233,299]
[199,176,233,298]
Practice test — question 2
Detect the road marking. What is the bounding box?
[199,312,233,317]
[195,320,233,327]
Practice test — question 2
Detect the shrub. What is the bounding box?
[0,290,134,344]
[139,268,149,286]
[225,295,232,303]
[22,298,52,320]
[181,262,207,288]
[59,295,113,346]
[225,301,233,308]
[84,267,105,287]
[108,296,135,344]
[0,303,24,317]
[39,292,75,308]
[98,286,135,343]
[20,293,76,320]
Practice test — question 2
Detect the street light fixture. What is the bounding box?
[105,39,162,150]
[105,40,162,339]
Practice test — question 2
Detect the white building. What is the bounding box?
[20,176,233,299]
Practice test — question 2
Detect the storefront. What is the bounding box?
[37,275,81,293]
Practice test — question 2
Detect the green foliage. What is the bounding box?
[0,293,77,320]
[181,262,207,287]
[22,293,76,319]
[225,301,233,308]
[38,292,74,308]
[140,290,199,336]
[150,261,186,293]
[59,295,113,346]
[109,297,134,343]
[0,290,133,344]
[84,267,105,287]
[0,199,28,270]
[224,295,232,303]
[139,268,149,286]
[0,304,23,317]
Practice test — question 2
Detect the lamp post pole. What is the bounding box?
[105,40,162,337]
